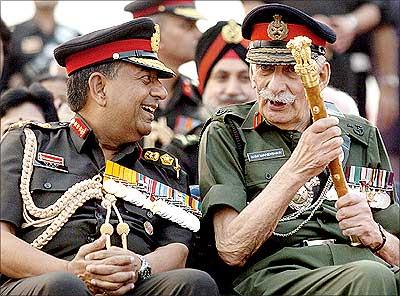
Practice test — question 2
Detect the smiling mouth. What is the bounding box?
[141,104,157,114]
[268,100,287,107]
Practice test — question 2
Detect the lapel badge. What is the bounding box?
[151,24,160,53]
[144,221,154,236]
[144,151,160,162]
[267,14,288,40]
[221,19,243,44]
[160,153,174,166]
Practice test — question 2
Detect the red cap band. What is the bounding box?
[198,35,249,94]
[65,39,152,75]
[132,0,194,18]
[251,23,326,47]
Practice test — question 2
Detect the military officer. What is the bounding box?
[165,20,255,185]
[124,0,203,146]
[0,18,218,296]
[199,4,399,295]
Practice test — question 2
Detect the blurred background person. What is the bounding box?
[0,18,11,77]
[0,0,79,93]
[165,20,255,185]
[0,82,59,136]
[35,61,74,121]
[321,86,360,116]
[124,0,203,147]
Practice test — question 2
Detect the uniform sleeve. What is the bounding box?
[0,129,25,227]
[368,126,400,236]
[154,219,193,248]
[199,121,247,220]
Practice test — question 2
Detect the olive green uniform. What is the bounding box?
[199,101,400,295]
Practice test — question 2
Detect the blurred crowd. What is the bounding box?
[1,0,399,188]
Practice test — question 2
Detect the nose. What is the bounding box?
[192,26,202,41]
[224,77,241,98]
[267,69,287,95]
[150,82,168,101]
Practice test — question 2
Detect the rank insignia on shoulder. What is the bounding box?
[160,153,174,166]
[144,150,160,161]
[142,148,181,179]
[34,152,69,173]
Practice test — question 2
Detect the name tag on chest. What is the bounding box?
[247,148,285,162]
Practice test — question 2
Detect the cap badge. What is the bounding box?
[267,14,288,41]
[221,20,243,44]
[151,24,161,53]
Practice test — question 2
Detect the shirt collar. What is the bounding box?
[69,114,94,153]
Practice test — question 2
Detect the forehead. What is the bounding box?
[119,62,159,77]
[211,59,249,74]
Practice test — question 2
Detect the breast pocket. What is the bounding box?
[244,158,288,201]
[29,167,87,208]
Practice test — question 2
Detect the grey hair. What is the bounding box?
[66,62,122,112]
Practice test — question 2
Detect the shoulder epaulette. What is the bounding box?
[7,120,68,132]
[142,148,181,179]
[211,101,255,123]
[339,114,373,146]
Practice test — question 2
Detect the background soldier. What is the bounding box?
[124,0,203,147]
[165,20,255,185]
[199,4,399,295]
[0,18,218,296]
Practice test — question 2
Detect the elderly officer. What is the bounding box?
[0,19,219,296]
[124,0,203,145]
[199,4,399,295]
[165,20,255,185]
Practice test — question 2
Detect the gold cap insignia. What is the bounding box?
[221,20,243,44]
[160,153,174,166]
[151,24,161,53]
[144,151,160,161]
[267,14,288,41]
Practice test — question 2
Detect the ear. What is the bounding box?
[88,72,108,107]
[249,65,257,89]
[319,62,331,90]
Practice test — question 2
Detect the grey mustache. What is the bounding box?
[257,88,295,104]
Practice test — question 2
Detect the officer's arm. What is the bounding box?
[0,221,69,278]
[143,243,188,274]
[202,118,342,267]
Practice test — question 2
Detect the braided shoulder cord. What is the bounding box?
[20,128,104,249]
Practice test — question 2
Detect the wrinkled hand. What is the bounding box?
[335,191,382,248]
[84,246,141,295]
[288,117,343,179]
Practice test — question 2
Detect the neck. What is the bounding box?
[273,111,311,132]
[33,10,55,35]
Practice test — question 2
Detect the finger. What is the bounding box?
[319,126,342,144]
[338,215,364,231]
[87,255,134,267]
[309,117,339,133]
[90,278,124,292]
[85,248,126,261]
[335,192,365,209]
[108,283,136,296]
[90,271,136,284]
[336,204,362,222]
[87,263,129,275]
[78,236,106,257]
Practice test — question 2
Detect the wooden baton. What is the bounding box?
[287,36,361,246]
